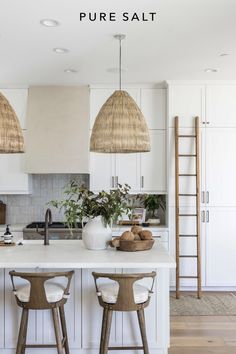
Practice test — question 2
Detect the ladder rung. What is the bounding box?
[179,276,198,279]
[179,174,197,176]
[179,234,198,237]
[179,214,197,216]
[178,154,196,157]
[179,255,198,258]
[178,135,196,138]
[178,193,197,196]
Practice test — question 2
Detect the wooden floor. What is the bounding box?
[169,315,236,354]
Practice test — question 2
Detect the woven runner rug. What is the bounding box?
[170,292,236,316]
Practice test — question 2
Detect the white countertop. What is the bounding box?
[0,240,175,269]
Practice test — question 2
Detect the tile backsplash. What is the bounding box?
[0,174,89,224]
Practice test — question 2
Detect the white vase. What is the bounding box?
[82,216,112,250]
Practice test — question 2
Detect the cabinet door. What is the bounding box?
[206,85,236,127]
[115,153,140,191]
[206,128,236,207]
[168,85,205,127]
[4,268,42,348]
[0,132,30,194]
[42,269,81,348]
[169,207,206,288]
[90,88,140,128]
[82,269,122,348]
[206,208,236,286]
[90,151,114,191]
[0,88,28,129]
[0,269,4,349]
[140,88,166,129]
[140,130,166,192]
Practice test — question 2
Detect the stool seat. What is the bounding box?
[98,283,149,304]
[15,282,65,303]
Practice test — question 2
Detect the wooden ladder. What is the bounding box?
[175,116,201,299]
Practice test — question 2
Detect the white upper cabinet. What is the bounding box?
[205,128,236,207]
[89,87,167,193]
[168,84,205,127]
[140,130,166,192]
[0,89,28,129]
[26,86,90,174]
[140,88,166,129]
[90,152,114,191]
[206,85,236,127]
[115,153,140,190]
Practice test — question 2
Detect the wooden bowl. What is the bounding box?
[117,239,155,252]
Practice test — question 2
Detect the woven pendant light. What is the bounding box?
[90,34,150,153]
[0,92,24,153]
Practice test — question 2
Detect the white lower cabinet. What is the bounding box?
[205,208,236,287]
[82,268,122,348]
[0,269,4,349]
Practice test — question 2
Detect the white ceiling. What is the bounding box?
[0,0,236,86]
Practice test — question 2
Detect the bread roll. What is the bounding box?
[139,230,153,240]
[120,231,135,241]
[131,225,143,235]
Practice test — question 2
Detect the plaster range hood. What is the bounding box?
[25,86,90,173]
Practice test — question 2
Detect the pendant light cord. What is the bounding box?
[119,37,122,90]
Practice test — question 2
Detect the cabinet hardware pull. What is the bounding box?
[116,176,119,188]
[112,176,115,188]
[201,191,205,204]
[202,121,205,124]
[206,210,209,223]
[201,210,205,223]
[206,191,209,204]
[206,122,210,125]
[141,176,144,188]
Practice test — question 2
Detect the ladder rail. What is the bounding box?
[195,116,202,299]
[174,116,202,299]
[174,116,180,299]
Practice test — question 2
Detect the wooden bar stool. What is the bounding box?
[92,271,156,354]
[9,270,74,354]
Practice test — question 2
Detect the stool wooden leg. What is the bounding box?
[137,309,149,354]
[21,308,29,354]
[102,309,113,354]
[16,308,28,354]
[52,307,63,354]
[99,308,108,354]
[59,305,70,354]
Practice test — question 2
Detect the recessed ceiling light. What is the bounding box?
[204,68,218,73]
[53,47,69,54]
[64,69,78,73]
[107,67,127,73]
[40,19,60,27]
[219,53,229,57]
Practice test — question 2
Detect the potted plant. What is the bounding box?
[142,194,166,225]
[50,180,131,250]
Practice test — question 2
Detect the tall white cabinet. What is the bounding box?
[90,86,167,193]
[0,88,31,194]
[168,82,236,289]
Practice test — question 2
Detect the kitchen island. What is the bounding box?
[0,240,175,354]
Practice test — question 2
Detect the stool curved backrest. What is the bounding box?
[92,271,156,312]
[9,270,74,310]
